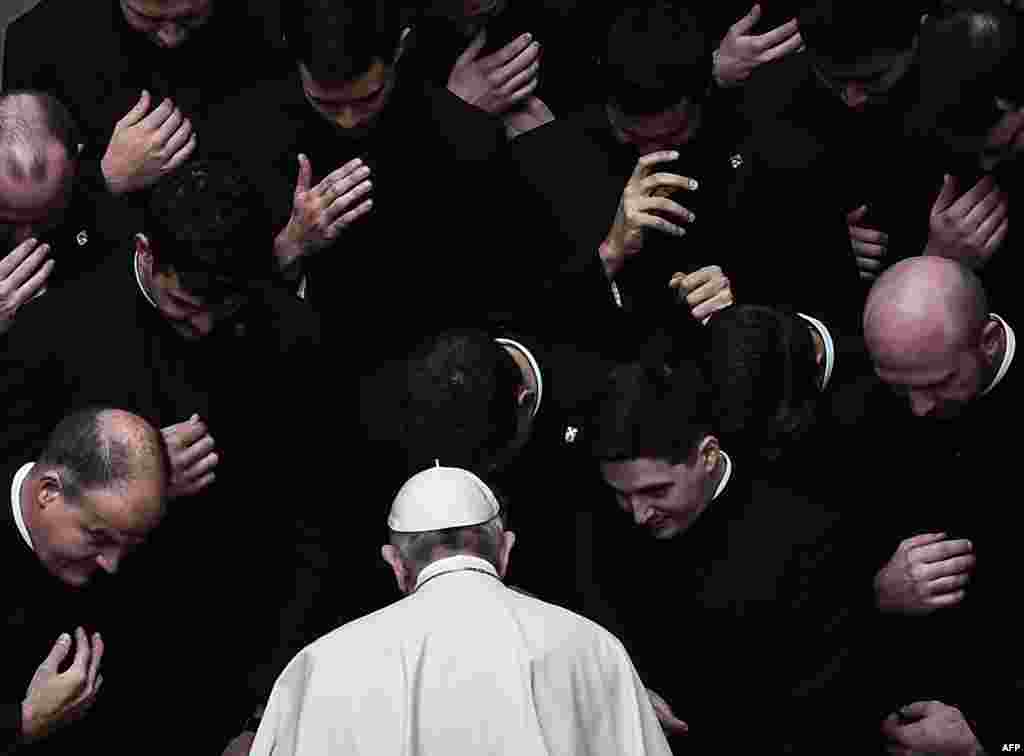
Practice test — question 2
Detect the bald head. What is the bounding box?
[864,256,988,361]
[0,91,78,245]
[37,407,169,513]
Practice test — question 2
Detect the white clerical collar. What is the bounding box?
[981,312,1016,397]
[134,250,159,309]
[414,554,500,592]
[796,313,835,392]
[712,450,733,501]
[495,338,543,419]
[11,463,35,552]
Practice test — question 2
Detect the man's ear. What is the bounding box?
[37,471,63,512]
[981,317,1004,368]
[497,529,516,579]
[697,435,720,475]
[381,544,410,594]
[135,233,153,264]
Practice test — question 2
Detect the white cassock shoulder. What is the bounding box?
[250,649,313,756]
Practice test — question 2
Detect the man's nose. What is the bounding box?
[909,390,936,417]
[843,83,869,110]
[632,501,654,526]
[157,23,188,48]
[97,550,122,575]
[335,107,362,130]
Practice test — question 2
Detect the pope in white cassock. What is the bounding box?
[250,464,672,756]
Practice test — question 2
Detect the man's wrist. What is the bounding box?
[274,224,305,278]
[599,238,623,280]
[712,48,725,88]
[20,700,38,744]
[100,160,127,196]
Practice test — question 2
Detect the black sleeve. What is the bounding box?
[0,700,21,754]
[0,292,66,463]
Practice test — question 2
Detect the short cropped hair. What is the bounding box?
[602,2,711,116]
[0,90,81,158]
[706,305,819,464]
[402,328,521,475]
[37,408,169,501]
[590,361,712,465]
[146,158,272,300]
[908,8,1020,164]
[282,0,403,84]
[390,515,505,575]
[799,0,921,64]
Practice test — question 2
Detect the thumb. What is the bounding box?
[41,633,72,673]
[733,4,762,35]
[901,531,947,551]
[846,204,869,225]
[899,701,937,720]
[932,174,958,214]
[120,90,152,127]
[456,28,487,66]
[295,154,312,195]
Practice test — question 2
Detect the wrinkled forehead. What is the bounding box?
[81,481,165,538]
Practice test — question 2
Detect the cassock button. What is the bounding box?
[729,154,743,169]
[564,426,578,444]
[234,322,246,338]
[76,230,89,246]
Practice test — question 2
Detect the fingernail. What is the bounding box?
[669,151,679,159]
[59,633,70,643]
[689,179,698,190]
[523,33,532,42]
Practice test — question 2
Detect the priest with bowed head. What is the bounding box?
[245,464,670,756]
[2,407,168,751]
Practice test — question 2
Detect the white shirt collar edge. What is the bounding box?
[11,462,35,552]
[134,250,159,310]
[712,450,732,501]
[796,313,835,392]
[981,312,1015,397]
[495,338,543,419]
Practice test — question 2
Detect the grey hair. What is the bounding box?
[389,515,505,577]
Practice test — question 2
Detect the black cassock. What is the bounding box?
[586,471,875,754]
[0,251,327,750]
[0,459,115,755]
[839,338,1023,755]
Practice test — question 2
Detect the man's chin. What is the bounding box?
[56,565,98,589]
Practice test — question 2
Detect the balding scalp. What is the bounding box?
[864,257,988,354]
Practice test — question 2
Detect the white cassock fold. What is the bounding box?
[252,555,671,756]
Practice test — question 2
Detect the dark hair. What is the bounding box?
[0,90,81,158]
[590,361,711,464]
[282,0,402,84]
[706,305,819,464]
[401,329,522,475]
[799,0,921,64]
[907,8,1020,163]
[37,408,169,501]
[146,158,272,299]
[602,2,711,116]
